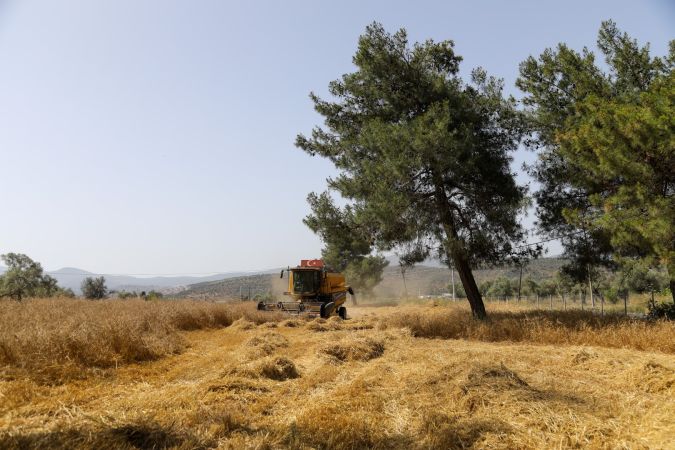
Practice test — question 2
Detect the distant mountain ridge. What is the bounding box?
[2,257,567,298]
[0,265,276,294]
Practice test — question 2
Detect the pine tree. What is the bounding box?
[518,21,674,301]
[297,24,529,318]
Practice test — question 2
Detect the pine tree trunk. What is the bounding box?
[433,176,487,320]
[401,269,408,298]
[451,250,487,319]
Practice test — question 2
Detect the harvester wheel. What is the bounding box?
[320,302,336,318]
[338,306,347,320]
[257,301,265,311]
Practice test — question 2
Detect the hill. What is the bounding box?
[176,273,287,300]
[36,267,256,294]
[173,258,567,300]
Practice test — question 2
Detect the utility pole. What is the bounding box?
[588,265,595,309]
[517,264,523,302]
[624,291,628,316]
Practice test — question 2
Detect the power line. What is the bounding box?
[511,229,586,250]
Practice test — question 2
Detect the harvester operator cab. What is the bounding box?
[280,259,327,297]
[291,269,321,294]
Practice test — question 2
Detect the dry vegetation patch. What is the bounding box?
[0,417,213,450]
[244,331,289,357]
[631,361,675,394]
[280,318,303,327]
[231,356,300,381]
[420,412,512,450]
[305,317,343,332]
[0,298,280,381]
[257,356,300,381]
[464,363,529,390]
[319,333,385,363]
[379,305,675,353]
[1,303,674,449]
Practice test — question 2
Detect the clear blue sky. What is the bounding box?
[0,0,672,274]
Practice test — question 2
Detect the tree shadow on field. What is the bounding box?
[285,420,416,450]
[388,308,653,344]
[461,363,589,409]
[487,309,639,332]
[0,420,210,450]
[422,412,512,449]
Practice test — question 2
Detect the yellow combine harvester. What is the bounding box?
[257,259,354,319]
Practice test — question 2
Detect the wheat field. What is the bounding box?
[1,299,673,449]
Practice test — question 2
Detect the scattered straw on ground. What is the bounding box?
[0,300,673,449]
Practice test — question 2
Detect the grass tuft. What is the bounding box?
[319,333,385,362]
[257,356,300,381]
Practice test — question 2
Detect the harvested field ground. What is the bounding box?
[1,300,674,449]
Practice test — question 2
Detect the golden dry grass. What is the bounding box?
[0,298,282,382]
[377,304,675,353]
[1,300,674,449]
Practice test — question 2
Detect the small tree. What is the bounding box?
[447,280,466,298]
[56,287,76,298]
[479,280,494,297]
[554,272,575,309]
[81,276,107,299]
[146,290,163,300]
[523,278,540,301]
[487,277,514,299]
[0,253,60,300]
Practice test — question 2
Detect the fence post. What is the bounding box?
[624,291,628,316]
